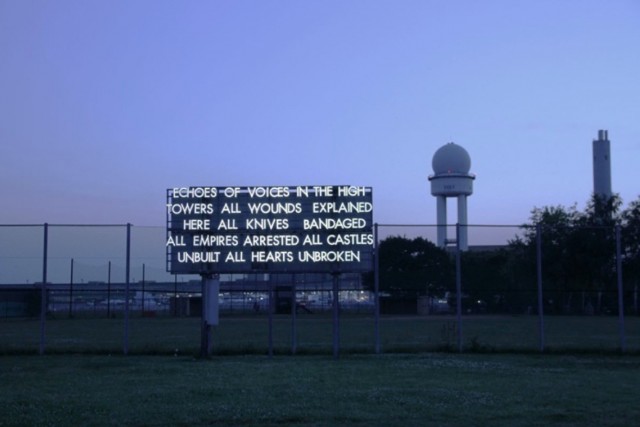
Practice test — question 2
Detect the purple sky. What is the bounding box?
[2,1,639,227]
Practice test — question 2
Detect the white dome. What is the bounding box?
[432,143,471,175]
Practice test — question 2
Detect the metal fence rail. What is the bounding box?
[1,223,638,355]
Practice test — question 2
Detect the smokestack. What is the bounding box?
[593,129,612,199]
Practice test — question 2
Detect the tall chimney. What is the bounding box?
[592,129,612,199]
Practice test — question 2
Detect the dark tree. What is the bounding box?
[568,194,622,313]
[621,196,640,314]
[509,195,623,314]
[460,248,512,313]
[512,204,580,313]
[366,236,453,297]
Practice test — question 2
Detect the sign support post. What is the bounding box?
[200,273,219,358]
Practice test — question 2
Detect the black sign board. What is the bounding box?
[166,186,373,274]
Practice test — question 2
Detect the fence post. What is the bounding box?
[173,274,178,317]
[69,258,74,318]
[107,261,111,318]
[536,223,545,352]
[455,223,463,353]
[39,223,48,355]
[374,223,380,354]
[123,223,131,355]
[141,263,146,314]
[200,274,211,358]
[616,225,626,352]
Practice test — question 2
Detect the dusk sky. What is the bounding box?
[2,1,639,227]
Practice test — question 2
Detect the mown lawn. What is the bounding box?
[1,314,638,355]
[1,353,639,426]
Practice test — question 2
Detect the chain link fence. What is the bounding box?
[1,223,638,355]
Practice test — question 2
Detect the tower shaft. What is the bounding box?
[457,195,468,250]
[436,196,447,247]
[593,129,612,199]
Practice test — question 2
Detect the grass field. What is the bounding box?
[1,353,639,426]
[1,314,638,355]
[2,316,639,426]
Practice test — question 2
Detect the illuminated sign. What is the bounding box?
[166,186,373,274]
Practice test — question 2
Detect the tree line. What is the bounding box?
[368,194,640,315]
